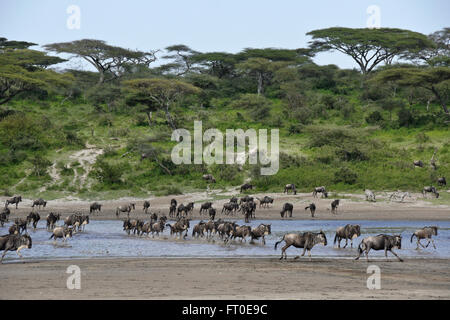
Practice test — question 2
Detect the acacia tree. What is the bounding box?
[307,27,434,74]
[401,28,450,66]
[372,66,450,114]
[44,39,158,84]
[160,44,199,76]
[0,39,72,104]
[123,78,201,129]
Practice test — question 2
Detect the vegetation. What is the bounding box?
[0,27,448,200]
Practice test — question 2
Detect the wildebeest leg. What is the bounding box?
[280,244,291,260]
[262,236,266,245]
[431,239,436,249]
[417,239,426,249]
[343,238,348,249]
[389,249,403,262]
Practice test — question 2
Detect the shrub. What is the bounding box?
[333,166,358,184]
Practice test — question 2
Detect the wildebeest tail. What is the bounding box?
[49,234,54,240]
[304,206,309,210]
[274,235,285,250]
[410,233,416,243]
[333,233,337,245]
[357,241,365,255]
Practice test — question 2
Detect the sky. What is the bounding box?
[0,0,449,71]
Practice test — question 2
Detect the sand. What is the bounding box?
[1,257,449,300]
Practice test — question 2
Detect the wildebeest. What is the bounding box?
[8,224,19,235]
[90,202,102,214]
[355,234,403,262]
[389,191,411,202]
[26,212,40,229]
[313,186,327,198]
[275,231,327,260]
[192,221,207,238]
[250,224,271,245]
[0,233,32,263]
[202,174,216,183]
[5,196,22,209]
[150,220,166,237]
[116,203,136,217]
[0,208,10,227]
[208,207,216,220]
[79,215,89,232]
[231,225,252,242]
[240,183,253,193]
[46,212,60,230]
[331,199,340,214]
[437,177,446,186]
[365,189,376,202]
[49,226,73,242]
[257,196,273,208]
[284,184,297,195]
[422,186,439,198]
[31,198,47,210]
[166,217,190,239]
[413,160,424,168]
[169,203,177,218]
[177,204,188,217]
[216,221,237,242]
[411,226,438,250]
[64,214,81,231]
[241,201,256,223]
[204,219,222,239]
[230,197,238,204]
[221,202,239,215]
[280,203,293,218]
[200,202,212,215]
[304,203,316,217]
[334,224,361,248]
[143,201,151,214]
[14,218,28,234]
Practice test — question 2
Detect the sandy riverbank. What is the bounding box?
[1,257,449,299]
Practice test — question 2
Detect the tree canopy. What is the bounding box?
[307,27,434,74]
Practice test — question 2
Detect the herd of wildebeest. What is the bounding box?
[0,180,446,263]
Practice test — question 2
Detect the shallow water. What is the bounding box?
[1,219,449,262]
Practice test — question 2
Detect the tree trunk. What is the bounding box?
[257,72,263,96]
[146,111,152,127]
[164,104,177,130]
[431,86,449,114]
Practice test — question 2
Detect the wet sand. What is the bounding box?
[1,257,449,299]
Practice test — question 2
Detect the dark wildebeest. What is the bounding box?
[422,186,439,198]
[123,218,141,235]
[355,234,403,262]
[411,226,438,250]
[232,225,252,242]
[9,224,19,235]
[150,220,166,237]
[49,226,73,242]
[64,214,81,231]
[334,224,361,248]
[200,202,212,215]
[331,199,340,214]
[90,202,102,214]
[0,208,10,227]
[239,195,254,205]
[365,189,376,202]
[169,203,177,218]
[143,201,151,214]
[14,218,28,234]
[217,221,237,243]
[230,197,238,204]
[257,196,273,208]
[437,177,446,186]
[166,217,190,239]
[0,233,32,263]
[203,174,216,183]
[116,203,136,217]
[280,203,293,218]
[208,207,216,220]
[204,219,222,239]
[222,202,239,215]
[283,184,297,195]
[413,160,424,168]
[177,204,188,218]
[192,221,207,238]
[240,183,253,193]
[31,198,47,210]
[46,212,60,231]
[250,224,271,245]
[304,203,316,217]
[5,196,22,209]
[241,201,256,223]
[79,215,89,232]
[313,186,327,198]
[26,212,40,230]
[275,231,327,260]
